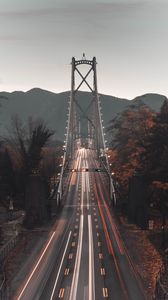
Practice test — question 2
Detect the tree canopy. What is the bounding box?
[108,99,168,213]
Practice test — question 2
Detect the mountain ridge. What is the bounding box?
[0,89,166,141]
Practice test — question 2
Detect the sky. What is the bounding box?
[0,0,168,99]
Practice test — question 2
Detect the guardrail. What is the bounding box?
[0,234,19,264]
[0,234,20,299]
[100,157,116,205]
[0,210,24,223]
[0,269,6,300]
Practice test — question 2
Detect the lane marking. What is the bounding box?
[59,288,65,298]
[100,268,106,275]
[69,253,73,259]
[50,231,72,300]
[72,241,76,247]
[99,253,103,259]
[17,231,56,300]
[64,268,70,276]
[102,287,108,298]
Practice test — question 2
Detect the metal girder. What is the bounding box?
[75,67,93,92]
[57,55,115,206]
[65,56,106,160]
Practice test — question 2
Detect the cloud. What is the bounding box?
[0,7,58,18]
[0,1,148,19]
[0,0,153,48]
[0,1,155,43]
[0,35,26,41]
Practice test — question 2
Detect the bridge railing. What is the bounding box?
[99,153,116,205]
[56,152,71,205]
[0,234,19,264]
[0,233,20,299]
[0,269,6,300]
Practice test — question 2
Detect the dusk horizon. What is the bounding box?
[1,85,168,101]
[1,0,168,99]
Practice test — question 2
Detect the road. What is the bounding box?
[14,148,147,300]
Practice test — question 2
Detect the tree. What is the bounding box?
[141,100,168,238]
[8,116,54,176]
[6,116,55,227]
[107,103,155,204]
[0,147,16,208]
[142,99,168,182]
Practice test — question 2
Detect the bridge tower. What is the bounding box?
[57,56,116,206]
[65,55,106,160]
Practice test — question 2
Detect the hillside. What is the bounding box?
[0,88,166,141]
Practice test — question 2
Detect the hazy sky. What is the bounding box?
[0,0,168,99]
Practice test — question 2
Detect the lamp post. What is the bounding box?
[161,201,166,249]
[8,197,13,221]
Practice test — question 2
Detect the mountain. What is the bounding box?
[0,88,166,141]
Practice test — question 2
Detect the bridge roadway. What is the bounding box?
[14,148,147,300]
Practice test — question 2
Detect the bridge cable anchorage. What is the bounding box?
[58,56,115,205]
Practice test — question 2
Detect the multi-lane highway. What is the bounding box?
[14,148,147,300]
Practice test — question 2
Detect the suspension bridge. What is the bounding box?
[14,56,147,300]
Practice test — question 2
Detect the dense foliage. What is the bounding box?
[107,101,154,203]
[0,116,62,216]
[108,98,168,213]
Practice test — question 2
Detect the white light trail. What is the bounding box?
[85,160,90,210]
[17,231,56,300]
[50,231,72,300]
[69,215,84,300]
[88,215,95,300]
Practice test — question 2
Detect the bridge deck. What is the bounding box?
[14,149,147,300]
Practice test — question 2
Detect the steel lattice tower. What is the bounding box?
[65,55,106,160]
[57,55,116,206]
